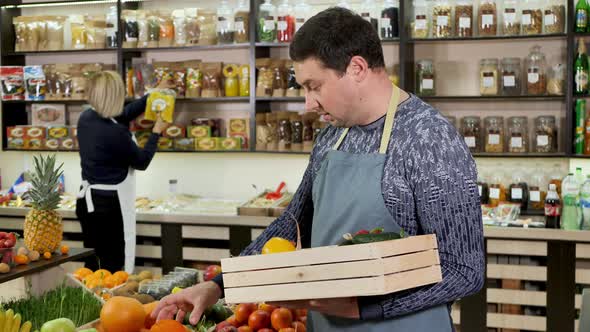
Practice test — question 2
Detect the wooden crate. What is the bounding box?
[221,234,442,304]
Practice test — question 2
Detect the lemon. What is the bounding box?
[261,237,296,255]
[172,287,183,294]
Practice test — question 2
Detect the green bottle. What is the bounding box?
[575,39,589,95]
[576,0,589,32]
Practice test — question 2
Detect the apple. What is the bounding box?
[204,265,222,281]
[40,318,76,332]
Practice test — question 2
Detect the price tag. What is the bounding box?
[459,17,471,28]
[483,76,495,88]
[522,13,532,25]
[503,75,516,87]
[264,19,275,30]
[511,188,523,199]
[437,15,449,26]
[465,136,476,147]
[490,188,501,199]
[482,14,494,26]
[415,18,427,30]
[530,191,541,202]
[504,11,516,24]
[489,134,500,145]
[537,135,549,147]
[422,79,434,89]
[544,13,555,26]
[528,72,540,84]
[510,137,523,148]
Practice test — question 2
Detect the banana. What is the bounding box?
[3,310,13,332]
[0,309,5,331]
[18,321,31,332]
[10,314,21,332]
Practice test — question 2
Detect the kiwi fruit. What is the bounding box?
[139,270,153,280]
[132,293,156,304]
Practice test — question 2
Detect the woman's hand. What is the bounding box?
[151,281,223,324]
[156,78,176,90]
[152,115,170,135]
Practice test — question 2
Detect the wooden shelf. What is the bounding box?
[127,97,250,103]
[6,49,116,55]
[256,97,305,102]
[255,39,399,48]
[411,33,566,43]
[122,44,250,52]
[422,95,565,102]
[473,153,567,158]
[1,0,115,7]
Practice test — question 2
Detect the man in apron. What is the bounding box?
[152,7,485,330]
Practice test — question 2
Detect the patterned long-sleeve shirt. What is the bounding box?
[215,94,485,320]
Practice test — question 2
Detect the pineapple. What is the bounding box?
[24,155,64,253]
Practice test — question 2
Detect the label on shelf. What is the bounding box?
[459,17,471,29]
[490,188,501,199]
[503,75,516,87]
[488,134,500,145]
[510,137,523,148]
[422,79,434,89]
[537,135,549,147]
[482,14,494,26]
[465,136,476,148]
[437,15,449,27]
[544,13,555,26]
[528,72,539,84]
[483,75,495,88]
[530,190,541,202]
[415,18,427,30]
[504,9,516,24]
[381,18,392,28]
[264,18,275,30]
[522,13,532,25]
[511,188,523,200]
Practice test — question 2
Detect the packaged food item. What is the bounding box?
[411,0,429,38]
[126,66,135,98]
[303,112,318,152]
[70,15,86,50]
[159,11,175,47]
[525,45,547,95]
[196,137,220,151]
[145,89,176,123]
[46,16,66,51]
[479,58,499,96]
[106,6,118,48]
[186,60,203,98]
[223,64,240,97]
[277,111,292,152]
[455,0,473,38]
[45,138,60,150]
[461,116,482,153]
[25,138,43,150]
[163,125,186,138]
[158,137,174,151]
[187,125,212,138]
[272,59,287,97]
[256,113,269,151]
[7,127,25,139]
[61,138,75,150]
[256,58,274,97]
[197,9,218,46]
[32,104,65,126]
[23,66,46,101]
[47,126,69,139]
[259,0,277,42]
[266,113,278,151]
[43,65,58,100]
[478,0,497,36]
[201,62,222,98]
[134,131,152,148]
[291,113,303,152]
[507,116,528,153]
[533,115,557,153]
[502,0,520,36]
[8,138,25,150]
[521,0,543,35]
[153,62,174,87]
[85,15,107,49]
[171,62,186,98]
[0,66,25,101]
[229,118,249,149]
[174,138,195,151]
[500,57,521,96]
[239,64,250,97]
[70,64,87,100]
[20,17,41,52]
[528,171,547,210]
[286,60,300,97]
[123,10,139,48]
[172,10,187,47]
[544,2,565,34]
[137,10,149,48]
[234,2,250,43]
[547,64,565,95]
[147,11,160,48]
[432,0,452,38]
[185,8,200,46]
[192,118,222,136]
[13,17,27,52]
[484,116,504,153]
[23,126,45,139]
[218,0,236,44]
[416,60,435,96]
[55,64,72,99]
[219,137,242,150]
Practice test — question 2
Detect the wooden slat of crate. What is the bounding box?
[221,234,438,273]
[224,249,439,287]
[224,264,441,304]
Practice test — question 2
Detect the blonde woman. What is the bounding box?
[76,70,170,273]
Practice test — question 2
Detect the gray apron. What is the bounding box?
[309,86,453,331]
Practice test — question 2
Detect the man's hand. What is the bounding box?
[269,297,360,319]
[151,281,222,325]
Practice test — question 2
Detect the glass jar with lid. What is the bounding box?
[528,169,548,210]
[485,116,504,153]
[525,45,547,95]
[508,166,529,210]
[412,0,429,38]
[507,116,528,153]
[432,0,452,38]
[461,116,482,153]
[502,0,520,36]
[478,170,490,204]
[533,115,557,152]
[455,0,473,38]
[543,0,565,34]
[217,0,235,44]
[500,57,521,96]
[521,0,543,35]
[478,0,498,37]
[380,0,400,39]
[480,58,499,96]
[416,60,435,96]
[488,169,507,207]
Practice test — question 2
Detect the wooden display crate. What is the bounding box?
[238,191,292,217]
[221,234,442,304]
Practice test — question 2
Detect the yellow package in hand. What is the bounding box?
[145,89,176,123]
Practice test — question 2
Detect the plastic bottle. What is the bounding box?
[561,173,581,230]
[581,175,590,230]
[545,183,561,228]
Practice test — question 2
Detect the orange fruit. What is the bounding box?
[235,303,257,324]
[100,296,146,332]
[113,271,129,283]
[74,267,93,281]
[143,301,159,329]
[60,245,69,255]
[271,308,293,330]
[261,237,296,254]
[248,310,271,330]
[226,315,240,327]
[103,275,117,288]
[292,321,306,332]
[150,319,186,332]
[237,327,253,332]
[94,269,112,279]
[43,252,52,260]
[258,303,278,315]
[14,254,29,265]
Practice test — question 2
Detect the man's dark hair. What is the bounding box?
[289,7,386,75]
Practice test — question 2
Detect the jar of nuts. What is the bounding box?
[484,116,504,153]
